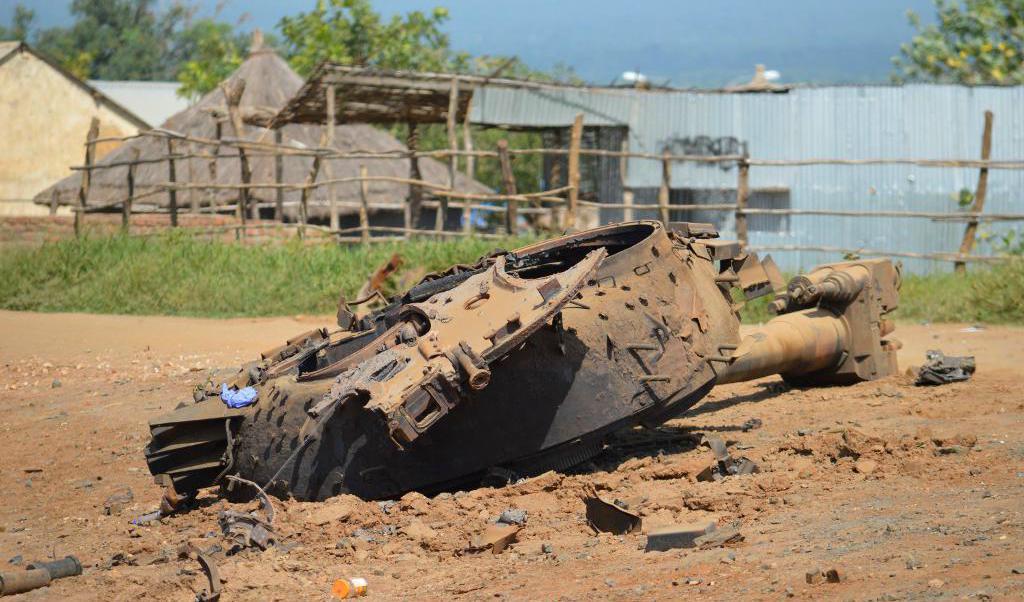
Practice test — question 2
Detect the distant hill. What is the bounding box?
[7,0,936,86]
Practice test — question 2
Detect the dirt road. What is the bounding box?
[1,311,1022,600]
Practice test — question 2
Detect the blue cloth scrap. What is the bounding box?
[221,383,258,408]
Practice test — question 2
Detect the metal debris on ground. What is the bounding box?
[142,222,903,503]
[584,488,642,535]
[915,350,976,386]
[219,476,277,552]
[180,545,221,602]
[0,555,82,596]
[469,524,521,554]
[696,435,760,482]
[645,522,716,552]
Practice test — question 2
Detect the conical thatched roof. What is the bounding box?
[34,45,489,220]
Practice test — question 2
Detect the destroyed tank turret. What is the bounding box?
[144,221,901,502]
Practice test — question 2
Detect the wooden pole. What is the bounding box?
[498,139,517,235]
[123,150,137,232]
[221,79,251,234]
[658,149,671,224]
[167,138,178,227]
[406,123,422,237]
[325,84,340,231]
[74,117,99,237]
[439,77,458,233]
[359,164,370,245]
[274,129,285,222]
[735,156,750,249]
[49,188,58,216]
[299,133,326,240]
[955,110,994,274]
[565,113,584,230]
[209,122,222,210]
[463,93,475,178]
[621,136,633,222]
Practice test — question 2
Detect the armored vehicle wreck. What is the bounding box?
[145,221,900,502]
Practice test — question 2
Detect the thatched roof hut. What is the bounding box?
[34,42,489,223]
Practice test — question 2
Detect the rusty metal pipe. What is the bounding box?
[0,568,51,596]
[716,308,848,384]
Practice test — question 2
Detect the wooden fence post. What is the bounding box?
[123,149,137,232]
[463,93,475,179]
[497,139,517,235]
[735,156,750,249]
[359,164,370,245]
[325,83,340,231]
[566,113,584,230]
[167,138,178,227]
[955,110,994,274]
[222,79,251,235]
[299,151,323,241]
[208,122,222,210]
[658,149,671,224]
[406,123,422,238]
[440,76,458,233]
[274,129,285,222]
[74,117,99,237]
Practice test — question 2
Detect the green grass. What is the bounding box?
[1,233,1022,324]
[0,232,534,317]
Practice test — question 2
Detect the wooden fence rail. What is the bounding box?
[69,111,1024,267]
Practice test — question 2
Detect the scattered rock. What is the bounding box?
[8,555,22,566]
[854,459,878,475]
[905,555,922,570]
[825,568,841,583]
[541,543,554,555]
[645,522,715,552]
[928,578,944,589]
[1011,567,1024,575]
[741,418,763,432]
[51,379,62,388]
[103,488,134,516]
[497,508,527,526]
[400,519,436,542]
[307,497,357,526]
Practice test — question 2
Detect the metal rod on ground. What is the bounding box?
[325,83,339,231]
[274,129,284,222]
[955,110,994,275]
[406,123,421,238]
[566,113,584,230]
[75,117,99,237]
[658,149,671,224]
[735,155,750,249]
[167,138,178,227]
[439,77,459,233]
[498,139,518,235]
[123,150,138,232]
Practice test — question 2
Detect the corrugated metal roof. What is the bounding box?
[471,83,1024,273]
[89,80,191,129]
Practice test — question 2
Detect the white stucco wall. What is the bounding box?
[0,48,143,214]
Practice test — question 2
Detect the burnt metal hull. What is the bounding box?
[144,221,900,502]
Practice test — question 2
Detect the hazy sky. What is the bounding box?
[3,0,937,85]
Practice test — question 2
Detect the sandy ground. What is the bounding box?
[0,310,1022,601]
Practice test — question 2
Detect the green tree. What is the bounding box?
[34,0,192,80]
[0,4,35,41]
[893,0,1024,84]
[175,20,249,99]
[278,0,453,76]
